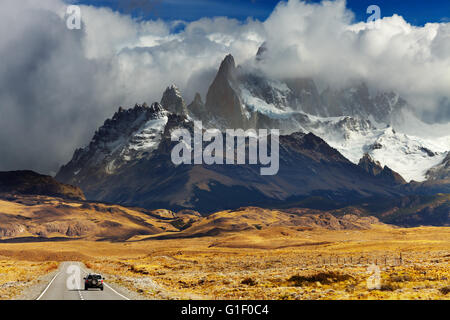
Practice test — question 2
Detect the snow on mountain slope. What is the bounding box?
[367,129,448,182]
[57,102,169,181]
[124,116,168,154]
[106,114,168,174]
[237,84,448,182]
[278,112,448,182]
[240,86,294,119]
[58,54,449,188]
[427,152,450,180]
[390,109,450,139]
[220,61,449,183]
[314,124,448,182]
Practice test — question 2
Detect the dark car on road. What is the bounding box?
[84,274,104,291]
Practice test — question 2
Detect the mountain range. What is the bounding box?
[54,52,449,215]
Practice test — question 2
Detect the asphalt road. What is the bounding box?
[37,262,130,300]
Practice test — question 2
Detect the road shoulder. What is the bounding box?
[14,264,61,300]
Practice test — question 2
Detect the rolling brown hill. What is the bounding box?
[0,193,447,243]
[147,206,386,241]
[0,196,387,242]
[0,171,85,200]
[0,195,181,241]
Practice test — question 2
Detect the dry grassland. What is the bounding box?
[0,224,448,300]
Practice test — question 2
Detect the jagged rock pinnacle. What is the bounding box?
[217,54,236,79]
[161,85,187,115]
[205,54,244,128]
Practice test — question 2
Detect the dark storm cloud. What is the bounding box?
[0,2,123,174]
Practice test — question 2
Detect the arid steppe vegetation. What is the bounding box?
[0,224,448,300]
[0,195,448,300]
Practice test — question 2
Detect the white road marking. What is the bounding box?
[36,262,130,301]
[79,264,130,300]
[36,272,60,300]
[103,283,130,300]
[36,263,63,300]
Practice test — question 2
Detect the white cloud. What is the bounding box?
[0,0,448,174]
[258,1,450,120]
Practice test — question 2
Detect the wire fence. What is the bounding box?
[310,253,405,267]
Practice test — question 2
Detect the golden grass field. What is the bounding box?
[0,195,448,300]
[0,260,58,299]
[0,224,449,300]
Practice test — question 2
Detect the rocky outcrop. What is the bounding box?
[0,224,26,238]
[359,153,384,176]
[0,171,85,200]
[187,93,209,122]
[285,78,325,116]
[426,152,450,181]
[320,83,406,122]
[358,153,406,185]
[161,85,187,115]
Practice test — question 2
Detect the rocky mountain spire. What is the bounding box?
[161,85,187,115]
[217,54,236,80]
[205,54,245,128]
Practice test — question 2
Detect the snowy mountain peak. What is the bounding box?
[57,54,449,200]
[56,102,169,181]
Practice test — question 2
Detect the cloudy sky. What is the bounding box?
[0,0,449,174]
[73,0,450,25]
